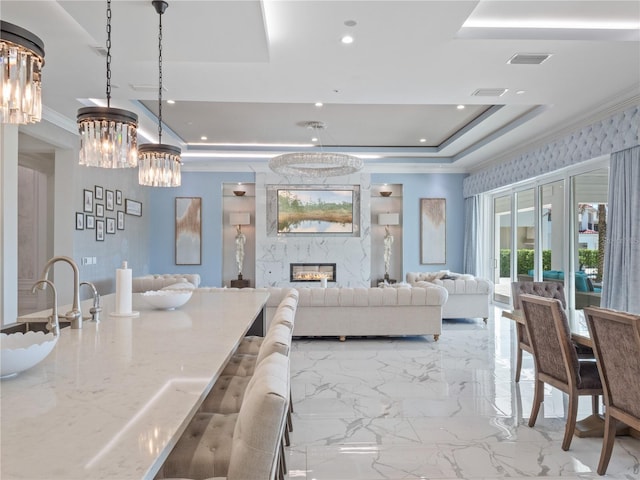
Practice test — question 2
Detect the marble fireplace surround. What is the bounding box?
[255,172,371,288]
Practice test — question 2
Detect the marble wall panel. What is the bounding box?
[255,172,371,287]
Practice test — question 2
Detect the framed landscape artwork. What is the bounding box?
[267,184,361,236]
[420,198,446,264]
[175,197,202,265]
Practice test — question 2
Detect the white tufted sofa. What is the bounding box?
[406,272,493,322]
[199,286,448,341]
[132,273,201,293]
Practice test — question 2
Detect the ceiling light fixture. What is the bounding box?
[138,0,181,187]
[1,21,45,124]
[269,121,363,177]
[77,0,138,168]
[341,35,354,44]
[457,104,465,110]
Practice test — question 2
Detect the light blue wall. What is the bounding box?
[372,173,467,277]
[148,172,254,286]
[149,171,465,286]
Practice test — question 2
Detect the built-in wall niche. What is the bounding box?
[371,184,403,285]
[222,183,256,287]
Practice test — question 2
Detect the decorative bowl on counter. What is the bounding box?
[1,331,58,379]
[141,290,193,310]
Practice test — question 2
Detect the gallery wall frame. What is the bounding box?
[106,190,114,211]
[86,215,95,229]
[83,189,93,212]
[175,197,202,265]
[420,198,446,264]
[75,212,84,230]
[125,199,142,216]
[96,219,105,241]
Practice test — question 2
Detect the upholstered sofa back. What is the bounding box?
[132,274,201,292]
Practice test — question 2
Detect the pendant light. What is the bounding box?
[1,21,45,124]
[138,0,181,187]
[77,0,138,168]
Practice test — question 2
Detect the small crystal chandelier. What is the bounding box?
[0,21,45,124]
[77,0,138,168]
[269,121,363,177]
[138,0,181,187]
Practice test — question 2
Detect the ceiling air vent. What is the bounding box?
[508,53,552,65]
[472,88,508,97]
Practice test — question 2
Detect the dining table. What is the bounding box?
[1,290,269,480]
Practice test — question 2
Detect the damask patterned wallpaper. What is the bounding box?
[463,105,639,198]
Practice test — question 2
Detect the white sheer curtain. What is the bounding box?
[463,195,479,275]
[602,146,640,314]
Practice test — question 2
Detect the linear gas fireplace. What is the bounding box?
[290,263,336,282]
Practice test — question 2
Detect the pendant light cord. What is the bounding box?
[157,6,163,144]
[105,0,112,108]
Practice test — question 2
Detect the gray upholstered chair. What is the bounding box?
[584,306,640,475]
[520,294,603,451]
[511,281,567,382]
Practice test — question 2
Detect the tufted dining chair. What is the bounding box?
[511,281,568,382]
[520,294,603,451]
[584,306,640,475]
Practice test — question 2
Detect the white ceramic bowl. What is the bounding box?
[1,331,58,379]
[142,290,193,310]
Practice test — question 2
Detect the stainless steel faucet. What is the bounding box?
[80,281,102,323]
[31,279,60,336]
[40,256,83,329]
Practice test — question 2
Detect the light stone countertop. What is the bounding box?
[1,290,269,480]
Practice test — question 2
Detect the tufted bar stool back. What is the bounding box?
[156,352,290,480]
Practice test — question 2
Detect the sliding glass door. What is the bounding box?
[493,195,512,304]
[571,168,608,308]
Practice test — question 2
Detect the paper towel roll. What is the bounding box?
[115,261,132,314]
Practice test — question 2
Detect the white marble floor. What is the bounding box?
[284,307,640,479]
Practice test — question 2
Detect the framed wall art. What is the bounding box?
[175,197,202,265]
[125,199,142,216]
[86,215,95,229]
[420,198,446,264]
[106,190,114,211]
[96,219,105,241]
[83,189,93,212]
[95,185,103,201]
[75,212,84,230]
[266,184,361,236]
[116,190,123,205]
[117,211,124,230]
[96,204,104,218]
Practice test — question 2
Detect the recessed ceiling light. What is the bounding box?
[315,102,323,107]
[516,90,526,95]
[341,35,354,44]
[166,99,175,104]
[457,105,465,110]
[419,138,426,143]
[200,136,207,141]
[311,137,318,142]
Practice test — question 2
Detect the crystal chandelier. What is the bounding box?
[138,0,181,187]
[77,0,138,168]
[269,121,363,177]
[0,21,45,124]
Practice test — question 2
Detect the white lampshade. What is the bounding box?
[230,213,250,226]
[378,213,399,226]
